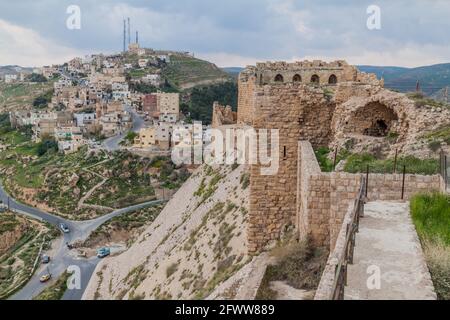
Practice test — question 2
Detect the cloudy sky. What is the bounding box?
[0,0,449,68]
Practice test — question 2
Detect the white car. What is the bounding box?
[59,223,70,233]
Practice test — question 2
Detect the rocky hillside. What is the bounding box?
[0,213,29,255]
[83,163,252,300]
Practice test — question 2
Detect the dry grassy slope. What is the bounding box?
[83,163,251,300]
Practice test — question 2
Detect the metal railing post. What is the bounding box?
[365,165,369,198]
[401,165,406,200]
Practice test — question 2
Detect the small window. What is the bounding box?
[274,74,284,83]
[293,74,302,83]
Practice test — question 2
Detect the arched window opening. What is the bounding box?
[311,74,320,84]
[274,74,284,83]
[328,74,338,84]
[293,74,302,83]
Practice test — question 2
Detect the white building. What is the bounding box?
[138,59,149,68]
[54,78,73,90]
[4,74,18,83]
[74,113,96,127]
[142,74,161,86]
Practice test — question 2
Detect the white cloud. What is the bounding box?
[197,52,260,68]
[297,43,450,68]
[0,19,85,67]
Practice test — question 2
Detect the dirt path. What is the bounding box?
[345,201,436,300]
[77,168,112,211]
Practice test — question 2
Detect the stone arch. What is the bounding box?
[293,74,302,83]
[349,101,399,137]
[274,74,284,83]
[328,74,337,84]
[311,74,320,84]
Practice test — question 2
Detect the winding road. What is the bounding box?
[0,183,164,300]
[102,104,147,152]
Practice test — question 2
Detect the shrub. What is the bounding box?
[411,193,450,245]
[411,193,450,300]
[344,153,439,175]
[166,262,179,278]
[256,240,328,300]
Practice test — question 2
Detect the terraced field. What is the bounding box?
[163,55,231,90]
[0,82,54,112]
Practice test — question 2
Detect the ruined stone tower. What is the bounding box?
[238,60,383,253]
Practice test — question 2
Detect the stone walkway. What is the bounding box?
[345,201,436,300]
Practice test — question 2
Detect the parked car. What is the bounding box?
[97,247,110,258]
[59,223,70,233]
[39,273,51,283]
[41,255,50,264]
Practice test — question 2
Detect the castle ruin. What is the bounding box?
[226,59,448,253]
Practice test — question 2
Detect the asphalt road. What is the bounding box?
[101,105,146,152]
[0,183,164,300]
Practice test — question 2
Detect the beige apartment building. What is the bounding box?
[157,92,179,122]
[134,127,156,148]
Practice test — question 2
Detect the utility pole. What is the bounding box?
[123,19,126,53]
[127,17,131,45]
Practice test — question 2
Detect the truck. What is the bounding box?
[97,247,110,258]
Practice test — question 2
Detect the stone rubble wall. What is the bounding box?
[211,102,237,129]
[366,173,441,201]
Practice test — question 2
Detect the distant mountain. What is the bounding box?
[357,63,450,96]
[222,67,244,79]
[0,65,33,77]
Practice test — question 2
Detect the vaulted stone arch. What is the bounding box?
[351,101,399,137]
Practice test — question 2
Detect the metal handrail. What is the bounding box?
[330,176,366,300]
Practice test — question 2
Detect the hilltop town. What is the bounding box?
[3,41,231,156]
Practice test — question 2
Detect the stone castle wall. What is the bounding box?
[247,85,335,253]
[239,59,443,253]
[296,141,442,251]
